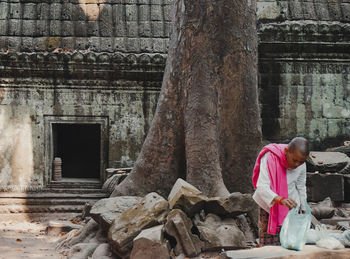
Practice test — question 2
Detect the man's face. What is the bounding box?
[284,148,308,170]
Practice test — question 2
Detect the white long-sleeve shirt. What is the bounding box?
[253,152,307,212]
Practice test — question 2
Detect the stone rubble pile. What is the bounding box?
[306,142,350,203]
[56,178,258,259]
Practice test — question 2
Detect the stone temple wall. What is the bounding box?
[0,0,349,191]
[0,0,169,191]
[257,0,350,149]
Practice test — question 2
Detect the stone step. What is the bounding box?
[0,190,109,214]
[0,204,86,214]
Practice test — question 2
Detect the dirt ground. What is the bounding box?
[0,214,79,259]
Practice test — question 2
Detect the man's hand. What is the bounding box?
[280,198,297,209]
[273,196,297,209]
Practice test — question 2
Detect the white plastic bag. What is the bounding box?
[315,225,345,250]
[279,201,312,251]
[306,228,320,244]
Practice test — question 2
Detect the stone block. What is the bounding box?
[302,2,317,20]
[152,21,164,37]
[8,36,21,50]
[9,3,21,19]
[194,214,247,251]
[153,38,166,53]
[0,37,8,51]
[126,21,138,37]
[61,21,74,37]
[0,2,9,19]
[327,145,350,158]
[114,37,126,52]
[90,196,140,231]
[75,37,89,50]
[168,178,207,217]
[61,37,75,51]
[0,20,7,36]
[23,3,37,20]
[100,3,113,21]
[139,21,152,37]
[22,20,36,36]
[309,197,336,220]
[163,5,172,21]
[151,5,162,21]
[36,20,49,36]
[140,38,153,52]
[114,4,125,22]
[328,1,341,20]
[205,192,257,218]
[74,21,87,37]
[86,21,99,36]
[61,3,73,20]
[45,220,83,236]
[8,20,21,36]
[341,4,350,22]
[50,3,62,20]
[73,3,87,21]
[33,37,47,51]
[151,0,162,5]
[139,5,150,21]
[37,3,50,20]
[126,4,138,21]
[115,21,126,36]
[307,151,350,173]
[88,37,100,52]
[126,38,140,52]
[131,225,170,259]
[314,3,331,21]
[344,175,350,202]
[108,193,169,258]
[100,37,114,52]
[100,20,114,37]
[50,20,61,36]
[164,22,171,37]
[288,0,303,20]
[306,173,344,202]
[164,209,203,257]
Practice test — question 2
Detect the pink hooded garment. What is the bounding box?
[252,144,290,235]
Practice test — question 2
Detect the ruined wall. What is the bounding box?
[257,0,350,149]
[0,0,169,191]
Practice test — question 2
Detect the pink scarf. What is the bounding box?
[252,144,289,234]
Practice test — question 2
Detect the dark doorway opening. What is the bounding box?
[53,123,101,180]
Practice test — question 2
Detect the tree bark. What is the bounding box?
[112,0,261,198]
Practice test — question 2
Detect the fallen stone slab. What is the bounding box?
[327,145,350,158]
[320,217,350,226]
[108,192,169,258]
[309,197,336,220]
[307,151,350,173]
[168,178,207,217]
[130,225,169,259]
[194,213,247,251]
[164,209,203,257]
[205,192,259,231]
[222,245,350,259]
[306,173,344,202]
[45,220,83,236]
[205,192,256,217]
[90,196,140,230]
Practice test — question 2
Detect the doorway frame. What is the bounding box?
[44,115,109,188]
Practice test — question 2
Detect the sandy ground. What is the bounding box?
[0,214,79,259]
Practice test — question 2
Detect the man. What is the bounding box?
[252,137,309,246]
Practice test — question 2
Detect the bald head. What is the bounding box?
[288,137,309,157]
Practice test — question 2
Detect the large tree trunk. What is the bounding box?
[112,0,261,198]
